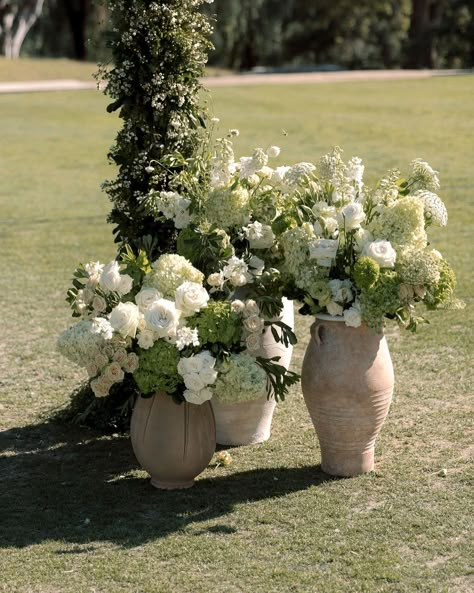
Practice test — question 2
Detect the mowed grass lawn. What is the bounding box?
[0,73,473,593]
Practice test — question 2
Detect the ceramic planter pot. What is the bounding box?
[212,298,295,446]
[301,315,394,477]
[130,391,216,489]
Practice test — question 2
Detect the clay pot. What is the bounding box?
[130,391,216,489]
[212,298,295,446]
[301,316,394,477]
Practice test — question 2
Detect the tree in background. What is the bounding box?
[99,0,213,259]
[0,0,44,57]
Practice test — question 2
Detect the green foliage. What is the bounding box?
[97,0,213,257]
[119,244,151,294]
[255,356,300,402]
[177,225,234,277]
[133,340,182,397]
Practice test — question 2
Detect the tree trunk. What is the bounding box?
[405,0,446,68]
[0,0,45,58]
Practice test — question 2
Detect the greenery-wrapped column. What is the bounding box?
[98,0,213,258]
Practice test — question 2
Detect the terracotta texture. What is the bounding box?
[130,391,216,489]
[212,298,295,446]
[301,317,394,477]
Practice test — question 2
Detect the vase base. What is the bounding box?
[320,446,375,477]
[150,478,195,490]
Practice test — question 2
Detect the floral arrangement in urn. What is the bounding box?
[57,246,299,406]
[268,147,464,331]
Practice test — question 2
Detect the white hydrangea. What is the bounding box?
[222,256,252,287]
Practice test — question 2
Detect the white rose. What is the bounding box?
[104,362,125,384]
[246,332,261,352]
[100,261,123,292]
[207,272,225,289]
[183,373,207,392]
[137,329,155,350]
[244,315,264,333]
[340,202,365,230]
[244,299,260,317]
[144,299,179,338]
[90,376,113,398]
[123,352,139,373]
[231,299,245,314]
[309,239,339,266]
[175,282,209,317]
[112,348,128,366]
[183,387,213,405]
[364,240,397,268]
[343,303,362,328]
[109,302,140,338]
[178,355,204,376]
[326,301,344,317]
[135,287,162,311]
[95,353,109,369]
[92,295,107,313]
[117,274,133,296]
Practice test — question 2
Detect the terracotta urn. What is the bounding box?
[301,315,394,477]
[130,391,216,489]
[212,298,294,446]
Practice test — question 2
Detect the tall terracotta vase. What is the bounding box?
[212,298,294,446]
[301,315,394,477]
[130,391,216,489]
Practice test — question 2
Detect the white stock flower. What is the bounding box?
[144,298,179,338]
[109,302,140,338]
[84,261,104,287]
[222,256,251,287]
[175,282,209,317]
[345,157,365,189]
[174,195,192,229]
[244,221,275,249]
[183,387,213,405]
[364,240,397,268]
[326,301,344,317]
[135,287,163,311]
[175,327,200,351]
[343,302,362,328]
[309,238,339,266]
[178,351,218,391]
[340,202,365,230]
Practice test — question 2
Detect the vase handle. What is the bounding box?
[310,322,325,346]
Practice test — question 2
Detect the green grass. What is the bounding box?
[1,75,473,593]
[0,57,231,82]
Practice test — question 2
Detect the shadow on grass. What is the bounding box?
[0,421,331,549]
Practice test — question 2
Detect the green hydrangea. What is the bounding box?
[144,253,204,298]
[353,256,380,290]
[133,340,181,396]
[369,196,427,251]
[188,301,242,348]
[213,353,267,404]
[280,223,314,277]
[359,270,401,332]
[425,258,457,309]
[201,186,251,230]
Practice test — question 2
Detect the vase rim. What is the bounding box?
[315,313,346,322]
